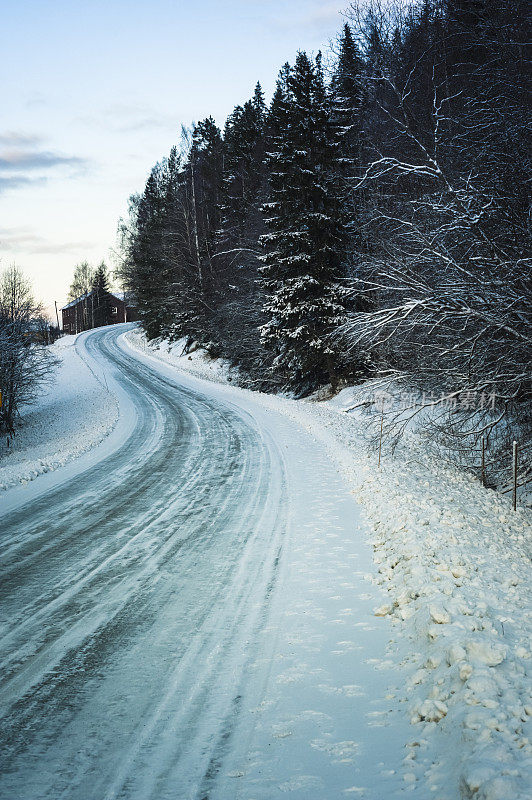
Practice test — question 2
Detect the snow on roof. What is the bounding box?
[62,291,92,309]
[61,289,130,311]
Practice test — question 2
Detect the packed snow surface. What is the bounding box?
[125,328,532,800]
[0,325,529,799]
[1,325,407,800]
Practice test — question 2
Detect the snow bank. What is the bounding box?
[124,328,532,800]
[251,392,532,799]
[318,409,531,799]
[125,329,239,385]
[0,334,118,492]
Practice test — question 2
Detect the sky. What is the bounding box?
[1,0,350,318]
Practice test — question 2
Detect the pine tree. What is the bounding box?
[260,53,348,390]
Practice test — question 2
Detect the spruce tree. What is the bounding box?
[260,53,348,390]
[130,164,169,338]
[92,262,109,293]
[331,21,374,326]
[186,117,224,297]
[331,23,365,173]
[218,88,267,259]
[91,261,112,328]
[210,86,268,370]
[252,81,266,116]
[160,146,196,340]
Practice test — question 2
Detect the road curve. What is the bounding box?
[0,325,404,800]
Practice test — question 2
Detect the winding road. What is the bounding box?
[0,325,405,800]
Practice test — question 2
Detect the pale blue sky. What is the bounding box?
[1,0,349,314]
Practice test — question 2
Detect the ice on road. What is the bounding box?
[0,325,406,799]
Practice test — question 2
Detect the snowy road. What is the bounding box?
[0,325,406,800]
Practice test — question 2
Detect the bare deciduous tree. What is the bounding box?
[339,0,531,487]
[68,261,96,331]
[0,265,57,435]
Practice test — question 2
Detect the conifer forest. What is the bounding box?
[115,1,531,488]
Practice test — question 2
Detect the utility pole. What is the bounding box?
[54,300,60,330]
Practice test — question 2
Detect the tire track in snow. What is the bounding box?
[0,327,289,799]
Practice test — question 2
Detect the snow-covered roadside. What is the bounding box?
[277,394,532,800]
[0,334,118,492]
[124,328,532,800]
[124,328,241,385]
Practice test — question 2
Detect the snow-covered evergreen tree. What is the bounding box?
[128,164,170,338]
[210,85,269,370]
[91,262,113,328]
[218,84,266,260]
[185,117,224,296]
[331,23,365,174]
[260,53,348,389]
[92,262,110,294]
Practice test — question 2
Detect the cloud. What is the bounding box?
[0,227,91,255]
[77,102,178,134]
[0,132,44,147]
[0,175,47,194]
[114,115,177,133]
[0,133,90,195]
[0,150,86,171]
